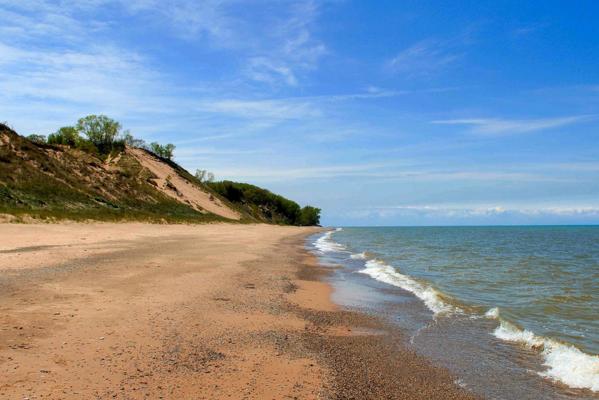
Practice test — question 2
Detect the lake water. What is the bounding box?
[310,226,599,399]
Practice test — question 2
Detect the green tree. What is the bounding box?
[150,142,176,160]
[298,206,321,226]
[76,115,121,151]
[48,126,79,146]
[164,143,176,160]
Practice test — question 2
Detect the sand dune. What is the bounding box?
[128,148,240,220]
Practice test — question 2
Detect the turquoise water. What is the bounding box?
[315,226,599,393]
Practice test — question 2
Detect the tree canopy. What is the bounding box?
[48,126,79,147]
[76,115,121,152]
[209,180,320,226]
[150,142,176,160]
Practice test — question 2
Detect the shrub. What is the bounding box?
[122,130,147,148]
[26,134,47,144]
[48,126,79,146]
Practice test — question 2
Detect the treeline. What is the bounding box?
[208,180,320,226]
[27,115,175,160]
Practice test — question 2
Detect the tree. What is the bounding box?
[195,169,215,183]
[48,126,79,146]
[26,134,46,144]
[150,142,176,160]
[195,169,207,182]
[164,143,175,160]
[76,115,121,151]
[122,130,147,148]
[298,206,321,226]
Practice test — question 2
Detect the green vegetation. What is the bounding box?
[297,206,321,226]
[208,181,320,226]
[26,115,175,160]
[0,119,321,225]
[150,142,176,160]
[0,124,223,223]
[76,115,121,154]
[48,126,79,146]
[26,134,46,144]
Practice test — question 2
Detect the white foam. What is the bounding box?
[350,252,367,260]
[358,259,459,315]
[485,307,500,319]
[493,319,599,391]
[314,229,346,253]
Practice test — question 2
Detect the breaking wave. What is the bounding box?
[359,258,460,315]
[314,228,346,253]
[488,307,599,391]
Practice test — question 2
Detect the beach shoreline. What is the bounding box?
[0,223,476,399]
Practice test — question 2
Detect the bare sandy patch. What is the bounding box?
[128,147,240,220]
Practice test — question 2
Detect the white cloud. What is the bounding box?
[205,162,557,183]
[0,42,162,110]
[246,57,299,86]
[197,98,320,121]
[432,115,595,135]
[1,0,327,88]
[213,162,394,181]
[354,205,599,220]
[241,1,326,86]
[388,39,461,76]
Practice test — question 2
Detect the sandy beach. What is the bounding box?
[0,223,477,399]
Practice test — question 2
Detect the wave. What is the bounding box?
[485,307,500,319]
[488,307,599,392]
[314,228,346,253]
[350,251,367,260]
[358,259,460,315]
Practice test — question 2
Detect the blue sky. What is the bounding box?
[1,0,598,226]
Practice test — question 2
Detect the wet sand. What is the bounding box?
[0,223,478,399]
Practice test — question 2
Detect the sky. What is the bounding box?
[1,0,598,226]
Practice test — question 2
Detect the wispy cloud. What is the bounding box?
[214,162,394,181]
[0,40,176,125]
[510,22,548,38]
[243,1,326,86]
[209,162,558,183]
[197,98,321,121]
[193,88,411,126]
[432,115,595,135]
[388,39,462,76]
[349,205,599,221]
[1,0,327,89]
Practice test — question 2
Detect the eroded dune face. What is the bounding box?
[127,147,240,220]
